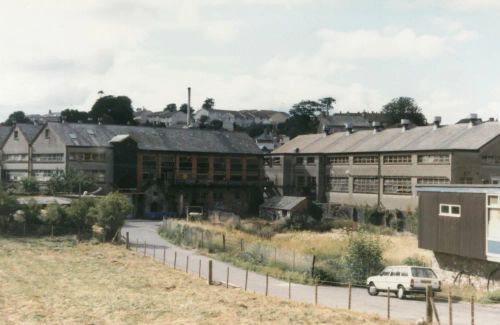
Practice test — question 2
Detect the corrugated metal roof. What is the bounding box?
[260,196,307,210]
[48,123,262,155]
[273,121,500,154]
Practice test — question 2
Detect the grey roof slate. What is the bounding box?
[260,196,307,210]
[18,124,43,144]
[273,121,500,154]
[0,126,12,146]
[48,123,262,155]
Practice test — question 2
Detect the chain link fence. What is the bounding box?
[159,219,379,286]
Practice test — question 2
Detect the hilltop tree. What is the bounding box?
[61,109,90,123]
[89,95,134,125]
[282,100,323,138]
[381,97,427,126]
[4,111,31,125]
[179,103,194,114]
[164,103,177,113]
[319,97,336,115]
[202,98,215,110]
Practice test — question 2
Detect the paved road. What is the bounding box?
[122,220,500,325]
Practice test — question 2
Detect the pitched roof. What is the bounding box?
[260,196,307,210]
[47,123,262,155]
[273,121,500,154]
[0,126,12,146]
[17,124,44,143]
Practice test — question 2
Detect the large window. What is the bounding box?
[33,170,62,181]
[417,177,450,185]
[417,154,450,164]
[142,155,157,180]
[4,170,28,181]
[33,154,64,162]
[179,156,192,172]
[353,156,379,164]
[383,177,412,195]
[3,154,28,162]
[328,177,349,192]
[197,157,209,180]
[214,158,226,181]
[327,156,349,165]
[230,158,243,181]
[383,155,411,164]
[272,157,281,166]
[353,177,378,193]
[306,157,315,165]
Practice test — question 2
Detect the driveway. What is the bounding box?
[122,220,500,325]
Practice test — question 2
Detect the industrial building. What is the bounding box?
[266,116,500,212]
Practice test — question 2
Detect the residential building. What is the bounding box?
[2,124,43,182]
[194,108,289,131]
[317,112,387,133]
[26,110,61,124]
[134,109,188,127]
[9,122,265,217]
[266,116,500,212]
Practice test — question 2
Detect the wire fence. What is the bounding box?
[0,222,90,238]
[159,219,378,286]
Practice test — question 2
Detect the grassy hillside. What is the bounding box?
[0,237,405,325]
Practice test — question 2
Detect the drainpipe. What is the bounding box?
[377,153,381,207]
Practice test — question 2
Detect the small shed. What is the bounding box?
[259,196,308,220]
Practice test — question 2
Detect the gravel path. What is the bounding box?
[122,220,500,325]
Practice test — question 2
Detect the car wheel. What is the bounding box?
[397,286,406,300]
[368,283,379,296]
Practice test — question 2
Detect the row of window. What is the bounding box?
[68,152,107,162]
[327,176,450,195]
[267,154,451,167]
[33,154,64,162]
[3,169,106,182]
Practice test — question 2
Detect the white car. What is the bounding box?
[366,265,441,299]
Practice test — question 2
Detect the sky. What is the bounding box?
[1,0,500,124]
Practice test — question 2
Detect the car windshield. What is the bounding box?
[411,267,437,278]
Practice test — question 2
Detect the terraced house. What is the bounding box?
[2,122,265,217]
[266,117,500,213]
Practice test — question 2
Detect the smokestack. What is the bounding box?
[468,113,479,128]
[372,121,381,134]
[187,87,191,127]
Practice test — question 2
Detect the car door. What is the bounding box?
[377,267,391,290]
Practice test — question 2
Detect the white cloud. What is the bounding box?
[316,28,448,59]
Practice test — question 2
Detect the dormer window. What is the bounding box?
[13,130,18,140]
[45,129,50,139]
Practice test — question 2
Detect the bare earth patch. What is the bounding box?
[0,237,406,325]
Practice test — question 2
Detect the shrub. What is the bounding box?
[405,212,419,234]
[480,290,500,304]
[20,176,39,194]
[0,190,19,230]
[65,197,97,233]
[91,193,131,241]
[363,205,385,225]
[44,203,66,226]
[23,199,41,224]
[344,233,385,285]
[402,255,428,267]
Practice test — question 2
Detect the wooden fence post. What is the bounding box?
[265,273,269,296]
[173,251,177,269]
[198,260,202,278]
[240,239,244,251]
[288,278,291,299]
[208,260,213,285]
[311,255,316,277]
[51,225,54,238]
[274,247,277,264]
[136,239,138,252]
[201,231,204,248]
[471,295,475,325]
[23,223,26,237]
[314,284,318,305]
[348,283,352,310]
[448,291,453,325]
[387,287,391,320]
[126,232,129,249]
[244,269,248,291]
[153,246,156,259]
[222,234,226,251]
[186,256,189,273]
[426,285,433,324]
[292,250,296,271]
[226,266,230,288]
[163,247,166,265]
[143,241,147,256]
